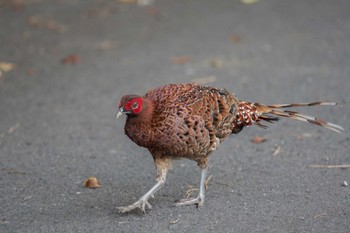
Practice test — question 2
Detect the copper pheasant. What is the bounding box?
[116,83,343,213]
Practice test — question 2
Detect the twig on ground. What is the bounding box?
[205,175,213,190]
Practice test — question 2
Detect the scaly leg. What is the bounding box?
[117,155,170,214]
[175,167,208,207]
[117,179,164,213]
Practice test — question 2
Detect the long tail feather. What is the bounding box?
[269,109,344,134]
[242,101,344,134]
[267,102,339,108]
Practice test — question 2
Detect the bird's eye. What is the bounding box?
[132,102,138,109]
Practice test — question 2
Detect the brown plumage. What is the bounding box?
[116,83,343,213]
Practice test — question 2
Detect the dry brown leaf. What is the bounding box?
[28,15,67,33]
[87,6,118,18]
[119,0,137,4]
[8,123,20,134]
[137,0,154,6]
[251,136,266,144]
[241,0,259,4]
[95,41,119,50]
[0,62,15,72]
[229,34,241,43]
[27,68,37,76]
[84,177,101,189]
[10,0,24,11]
[210,58,224,68]
[147,6,162,17]
[61,54,80,65]
[297,132,312,141]
[9,0,43,10]
[172,56,191,65]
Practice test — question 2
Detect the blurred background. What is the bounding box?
[0,0,349,232]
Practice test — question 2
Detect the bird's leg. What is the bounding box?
[117,156,170,214]
[175,167,208,207]
[117,179,164,213]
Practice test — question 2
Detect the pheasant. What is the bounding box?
[116,83,343,213]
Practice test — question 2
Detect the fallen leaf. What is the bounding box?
[27,68,37,76]
[0,62,15,72]
[9,0,43,11]
[210,58,224,68]
[10,0,24,11]
[87,5,118,18]
[61,54,80,65]
[119,0,137,4]
[251,136,266,144]
[172,56,191,65]
[8,122,20,134]
[241,0,259,4]
[229,34,241,43]
[297,132,312,141]
[28,15,67,33]
[84,177,101,189]
[95,40,119,50]
[137,0,154,6]
[147,6,162,18]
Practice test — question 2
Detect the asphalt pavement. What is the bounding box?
[0,0,349,232]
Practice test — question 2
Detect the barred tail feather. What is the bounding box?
[269,109,344,134]
[266,102,339,109]
[254,102,344,134]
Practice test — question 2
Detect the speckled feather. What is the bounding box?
[123,83,240,167]
[119,83,343,168]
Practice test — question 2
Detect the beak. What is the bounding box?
[116,108,124,119]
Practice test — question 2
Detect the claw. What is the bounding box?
[175,167,208,208]
[117,177,166,214]
[117,199,152,214]
[174,195,205,207]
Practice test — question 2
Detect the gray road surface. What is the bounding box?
[0,0,349,232]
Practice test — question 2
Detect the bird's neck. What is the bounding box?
[124,98,155,147]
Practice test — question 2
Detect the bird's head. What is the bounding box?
[116,95,143,119]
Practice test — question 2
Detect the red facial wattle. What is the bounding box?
[124,98,143,114]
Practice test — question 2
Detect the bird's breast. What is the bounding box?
[124,120,154,148]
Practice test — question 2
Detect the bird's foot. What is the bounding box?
[174,195,205,207]
[117,198,152,214]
